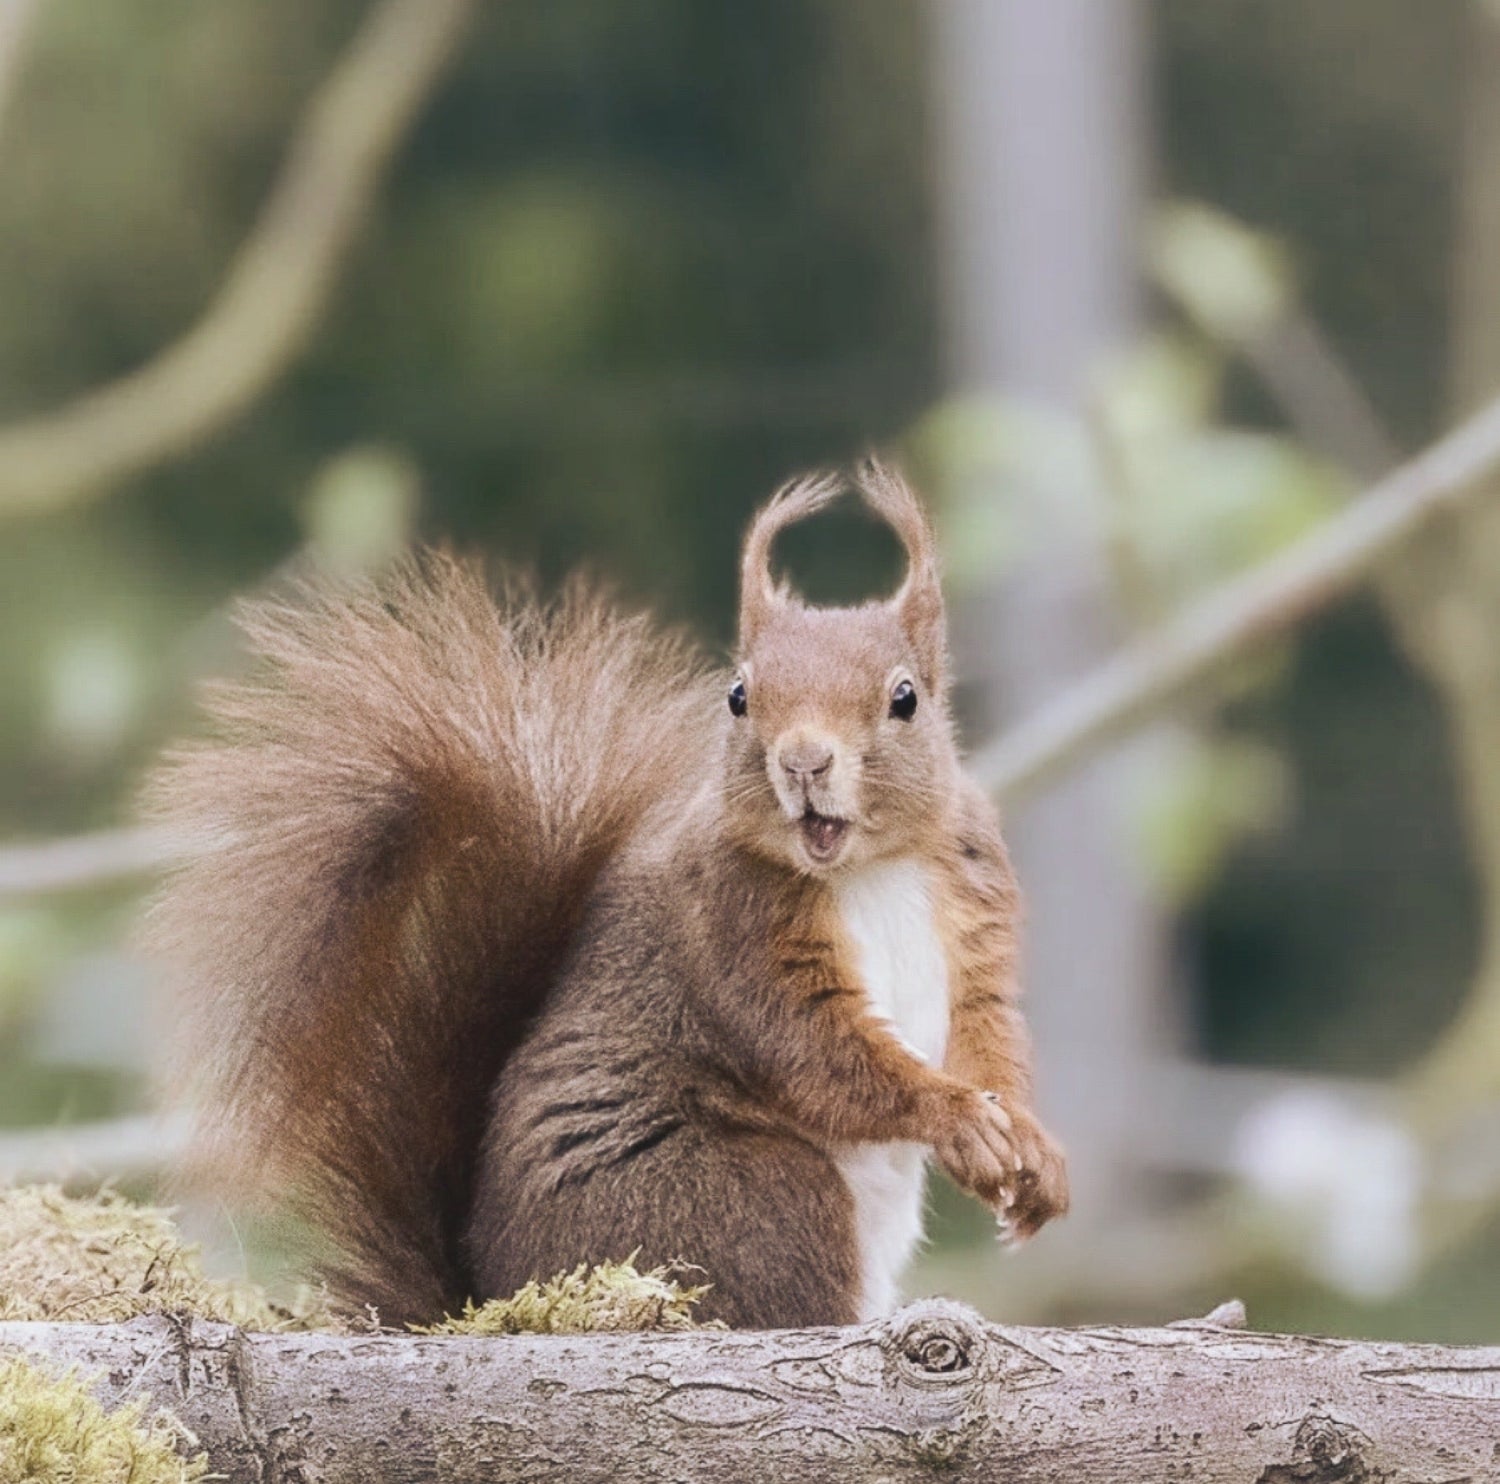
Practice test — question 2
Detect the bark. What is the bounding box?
[3,1300,1498,1482]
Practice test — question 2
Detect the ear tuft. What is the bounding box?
[737,469,845,645]
[854,457,948,693]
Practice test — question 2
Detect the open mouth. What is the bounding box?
[798,810,850,865]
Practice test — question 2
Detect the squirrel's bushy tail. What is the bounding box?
[143,554,717,1323]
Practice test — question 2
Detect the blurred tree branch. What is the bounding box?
[0,1112,189,1187]
[0,825,177,899]
[1149,199,1402,483]
[968,388,1500,802]
[0,0,474,518]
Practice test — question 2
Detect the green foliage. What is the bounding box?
[923,331,1344,613]
[1132,736,1289,906]
[917,396,1095,583]
[0,913,66,1041]
[1149,201,1293,343]
[1096,336,1346,599]
[920,322,1342,906]
[300,445,421,576]
[0,1357,206,1484]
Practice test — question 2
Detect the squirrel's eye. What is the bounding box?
[889,679,918,722]
[728,679,748,717]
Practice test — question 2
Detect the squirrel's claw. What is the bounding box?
[931,1087,1019,1206]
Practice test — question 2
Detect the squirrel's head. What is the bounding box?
[722,460,959,875]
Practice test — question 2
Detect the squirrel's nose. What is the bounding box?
[778,738,835,783]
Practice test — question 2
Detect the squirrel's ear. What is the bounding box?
[856,457,948,694]
[737,470,844,646]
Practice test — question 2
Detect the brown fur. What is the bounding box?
[144,464,1066,1329]
[934,779,1069,1236]
[143,557,718,1322]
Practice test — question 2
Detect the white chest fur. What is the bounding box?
[831,857,950,1319]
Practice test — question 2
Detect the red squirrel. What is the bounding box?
[144,461,1068,1328]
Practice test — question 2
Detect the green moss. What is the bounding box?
[0,1184,333,1331]
[2,1186,706,1336]
[418,1256,710,1335]
[0,1356,207,1484]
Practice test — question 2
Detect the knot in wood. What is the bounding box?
[884,1299,985,1387]
[913,1333,965,1374]
[1257,1413,1382,1484]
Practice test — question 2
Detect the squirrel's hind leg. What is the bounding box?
[468,1121,860,1329]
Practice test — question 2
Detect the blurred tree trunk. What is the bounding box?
[931,0,1173,1244]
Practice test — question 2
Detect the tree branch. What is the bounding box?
[3,1302,1497,1482]
[0,824,178,900]
[0,1113,189,1187]
[970,389,1500,803]
[0,0,474,518]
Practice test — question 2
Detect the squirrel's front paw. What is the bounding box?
[930,1088,1018,1206]
[994,1110,1069,1244]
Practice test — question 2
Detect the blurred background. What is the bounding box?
[4,0,1500,1342]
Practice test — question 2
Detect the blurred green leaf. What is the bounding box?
[1094,333,1224,441]
[420,178,622,379]
[42,632,140,762]
[1121,429,1347,598]
[1132,734,1289,904]
[1150,200,1294,343]
[916,395,1104,588]
[0,910,67,1039]
[301,445,421,575]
